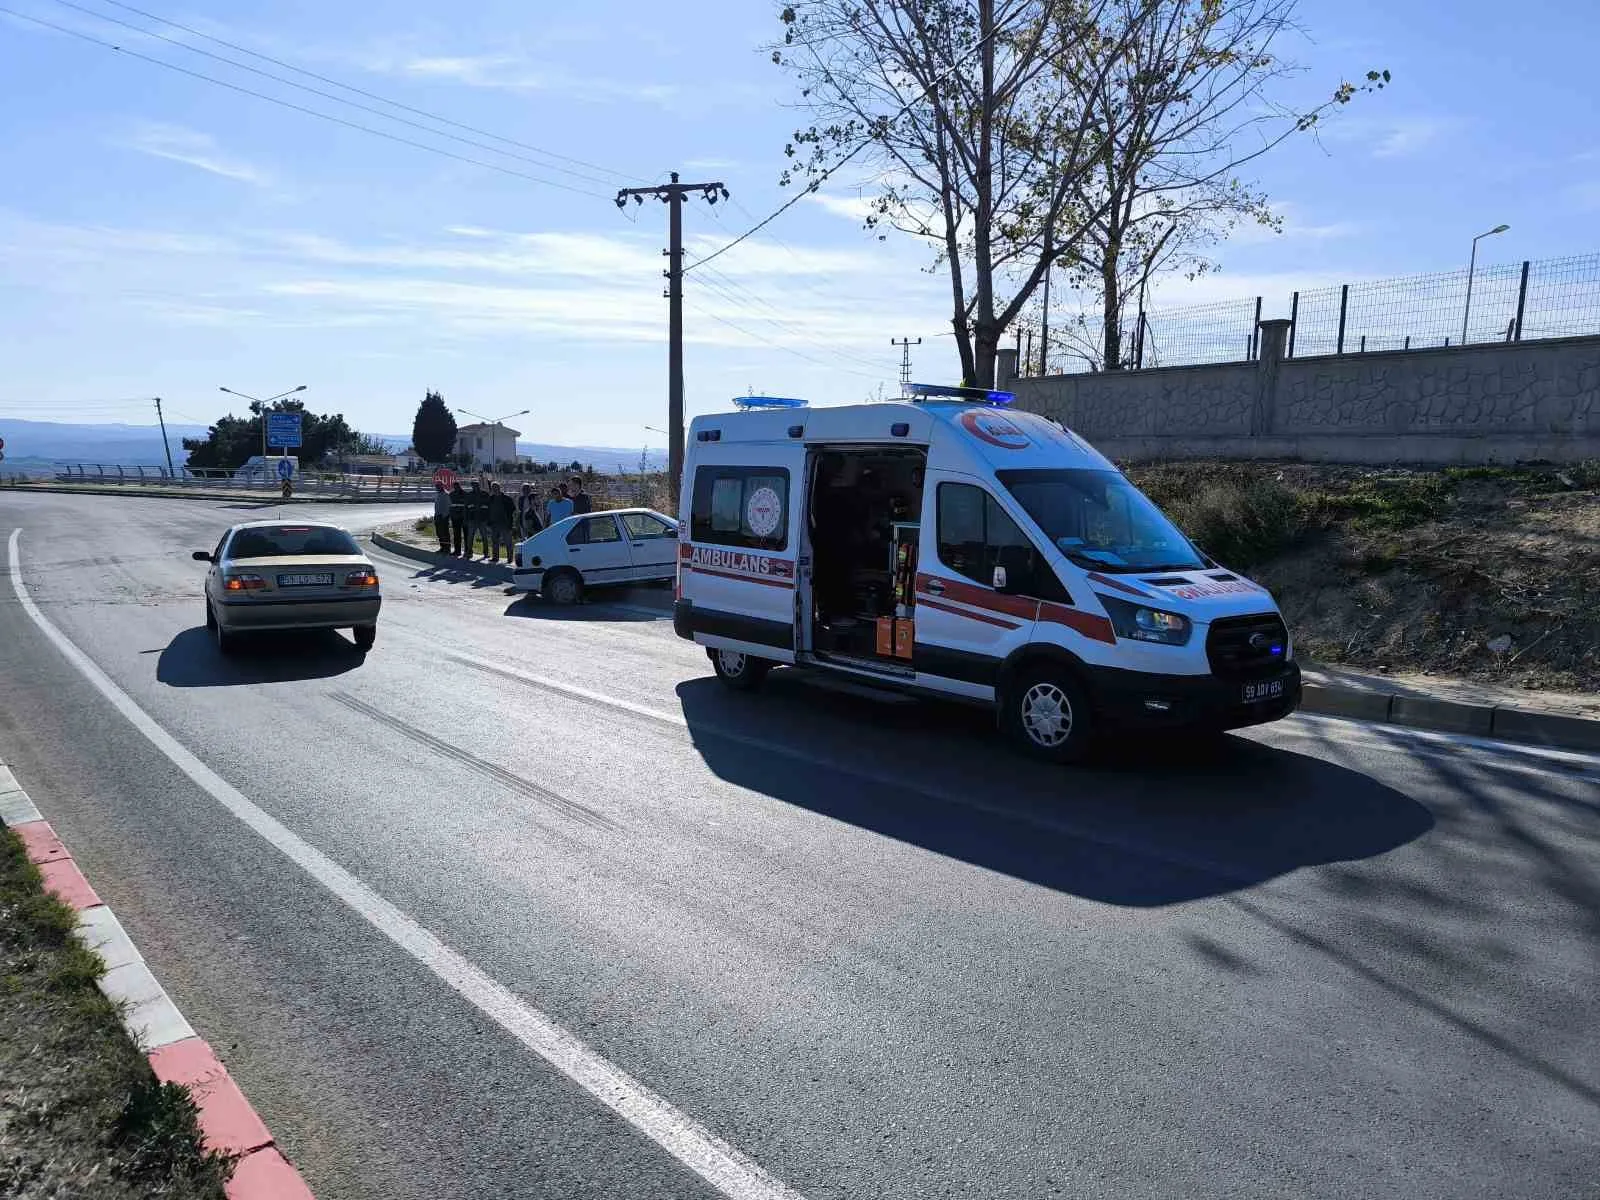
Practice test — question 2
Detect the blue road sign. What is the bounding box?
[276,457,295,481]
[267,411,303,448]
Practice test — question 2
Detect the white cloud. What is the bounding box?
[392,54,679,105]
[1324,115,1454,160]
[119,124,272,186]
[1226,202,1361,246]
[808,192,878,222]
[0,212,937,364]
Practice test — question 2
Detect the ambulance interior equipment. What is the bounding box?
[808,447,926,665]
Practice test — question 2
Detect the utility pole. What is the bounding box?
[153,397,175,479]
[615,172,727,506]
[891,338,921,395]
[1039,256,1053,376]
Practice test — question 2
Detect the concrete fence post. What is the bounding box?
[1253,319,1293,437]
[996,347,1019,388]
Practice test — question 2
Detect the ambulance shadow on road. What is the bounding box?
[155,626,366,687]
[675,674,1434,907]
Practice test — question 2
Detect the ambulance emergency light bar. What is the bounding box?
[732,395,809,409]
[908,383,1015,406]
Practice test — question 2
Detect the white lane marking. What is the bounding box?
[7,528,806,1200]
[1267,711,1600,775]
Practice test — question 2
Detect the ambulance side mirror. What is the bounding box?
[992,565,1009,592]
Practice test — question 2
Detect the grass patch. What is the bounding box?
[413,517,436,536]
[1297,474,1452,532]
[1131,465,1304,568]
[0,828,232,1199]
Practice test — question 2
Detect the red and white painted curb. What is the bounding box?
[0,760,314,1200]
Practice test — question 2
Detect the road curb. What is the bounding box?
[370,527,514,583]
[1298,674,1600,753]
[0,759,317,1200]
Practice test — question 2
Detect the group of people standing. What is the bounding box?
[432,475,593,563]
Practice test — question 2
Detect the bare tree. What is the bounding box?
[775,0,1386,382]
[775,0,1152,388]
[1049,0,1386,371]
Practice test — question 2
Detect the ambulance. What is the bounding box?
[673,385,1300,761]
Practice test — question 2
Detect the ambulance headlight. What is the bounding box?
[1099,596,1192,645]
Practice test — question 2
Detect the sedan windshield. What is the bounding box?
[996,469,1206,574]
[227,526,361,558]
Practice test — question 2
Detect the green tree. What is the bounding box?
[182,399,368,469]
[411,390,458,464]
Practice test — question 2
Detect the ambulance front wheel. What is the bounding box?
[1004,666,1093,764]
[709,647,771,691]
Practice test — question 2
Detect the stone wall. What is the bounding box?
[1009,324,1600,464]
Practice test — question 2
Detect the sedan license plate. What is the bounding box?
[1242,679,1285,704]
[278,572,333,587]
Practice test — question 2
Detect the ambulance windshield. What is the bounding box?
[997,469,1207,574]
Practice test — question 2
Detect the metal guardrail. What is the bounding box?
[40,465,652,507]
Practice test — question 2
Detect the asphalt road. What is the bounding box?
[0,490,1595,1200]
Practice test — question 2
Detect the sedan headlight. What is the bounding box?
[1098,595,1192,645]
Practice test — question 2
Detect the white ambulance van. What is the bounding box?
[674,386,1300,761]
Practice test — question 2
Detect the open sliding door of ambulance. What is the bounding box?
[678,461,799,662]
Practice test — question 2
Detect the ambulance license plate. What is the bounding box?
[278,572,333,587]
[1241,679,1285,704]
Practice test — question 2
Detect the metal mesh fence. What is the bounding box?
[1038,252,1600,372]
[1138,297,1262,368]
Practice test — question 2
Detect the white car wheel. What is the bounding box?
[1005,668,1092,763]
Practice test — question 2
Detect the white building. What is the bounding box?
[454,423,521,467]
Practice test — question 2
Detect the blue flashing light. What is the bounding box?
[907,382,1015,406]
[732,395,808,410]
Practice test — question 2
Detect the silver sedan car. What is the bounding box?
[194,520,381,654]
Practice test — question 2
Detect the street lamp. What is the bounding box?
[456,407,529,471]
[220,384,307,465]
[1463,224,1510,345]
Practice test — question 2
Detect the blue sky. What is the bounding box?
[1,0,1596,448]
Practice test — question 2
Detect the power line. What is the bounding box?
[43,0,630,190]
[694,265,889,372]
[683,296,881,381]
[0,6,612,198]
[85,0,641,185]
[684,13,1016,274]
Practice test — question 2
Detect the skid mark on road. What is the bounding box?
[447,654,685,733]
[328,691,619,832]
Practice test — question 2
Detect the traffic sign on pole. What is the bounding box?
[432,466,456,489]
[276,458,295,481]
[266,412,303,448]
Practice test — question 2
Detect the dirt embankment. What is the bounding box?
[1126,462,1600,694]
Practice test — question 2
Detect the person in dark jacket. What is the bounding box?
[487,482,516,563]
[465,480,491,558]
[448,482,467,555]
[569,475,593,515]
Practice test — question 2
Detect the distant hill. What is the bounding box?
[0,418,208,467]
[0,419,665,473]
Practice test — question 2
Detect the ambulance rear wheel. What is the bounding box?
[1004,667,1093,764]
[710,647,771,691]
